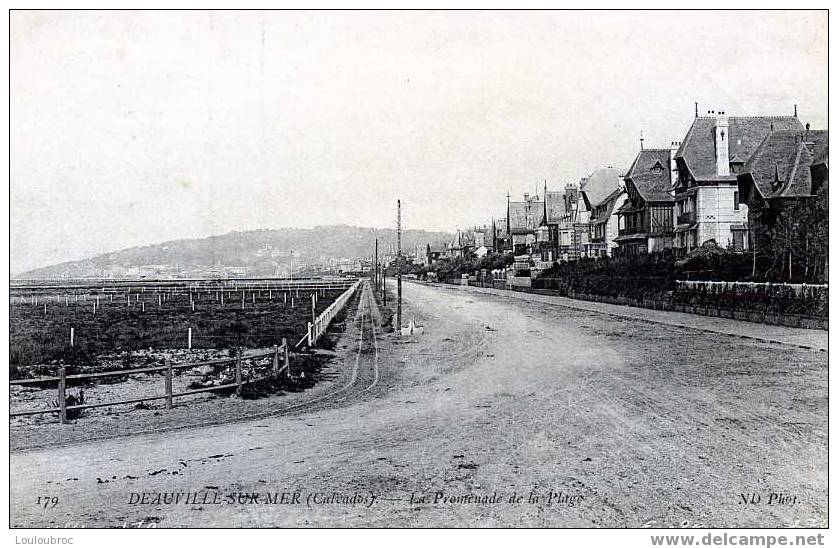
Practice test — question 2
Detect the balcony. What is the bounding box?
[677,212,694,225]
[618,226,645,237]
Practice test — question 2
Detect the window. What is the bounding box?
[732,229,744,251]
[733,191,740,210]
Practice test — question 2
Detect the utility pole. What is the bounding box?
[374,237,379,290]
[289,249,293,284]
[397,199,402,330]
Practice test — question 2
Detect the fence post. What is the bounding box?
[282,338,290,378]
[70,327,75,347]
[311,293,316,326]
[57,367,68,424]
[164,357,173,410]
[235,348,243,397]
[272,344,279,378]
[307,321,313,347]
[188,327,192,349]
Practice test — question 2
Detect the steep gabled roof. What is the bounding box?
[739,129,828,199]
[624,148,674,203]
[581,166,623,208]
[590,187,625,224]
[676,116,804,181]
[544,190,571,224]
[508,199,544,233]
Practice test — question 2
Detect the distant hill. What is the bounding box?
[16,225,452,279]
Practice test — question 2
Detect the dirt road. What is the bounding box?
[10,280,827,528]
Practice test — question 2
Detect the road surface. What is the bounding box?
[10,280,827,528]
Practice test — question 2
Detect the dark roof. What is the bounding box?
[451,230,476,248]
[508,199,544,233]
[739,129,829,199]
[544,190,571,224]
[676,116,804,181]
[624,148,674,202]
[581,167,623,208]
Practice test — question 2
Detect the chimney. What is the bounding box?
[714,111,730,176]
[669,141,681,186]
[803,123,815,155]
[523,193,529,202]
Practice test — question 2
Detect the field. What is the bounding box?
[10,278,355,379]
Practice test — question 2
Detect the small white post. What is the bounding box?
[44,303,47,317]
[252,293,255,304]
[241,292,245,309]
[221,292,225,305]
[142,302,145,312]
[284,292,287,304]
[191,300,195,312]
[291,298,295,309]
[188,327,192,349]
[70,327,75,347]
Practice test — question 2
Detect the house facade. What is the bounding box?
[580,167,626,258]
[672,111,804,255]
[506,193,544,255]
[737,127,828,267]
[615,144,678,255]
[540,183,584,263]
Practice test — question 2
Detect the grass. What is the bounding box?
[10,286,348,378]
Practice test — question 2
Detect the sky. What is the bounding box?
[10,10,828,274]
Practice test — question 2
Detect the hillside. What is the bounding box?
[16,225,452,279]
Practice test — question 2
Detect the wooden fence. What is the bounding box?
[9,340,291,424]
[10,278,366,424]
[298,280,362,348]
[10,278,358,305]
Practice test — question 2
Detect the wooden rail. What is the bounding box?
[10,277,358,293]
[9,340,292,424]
[297,280,362,349]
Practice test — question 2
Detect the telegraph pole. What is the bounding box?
[397,199,402,330]
[289,249,294,284]
[374,237,379,290]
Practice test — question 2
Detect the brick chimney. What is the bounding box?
[714,111,730,176]
[669,141,681,186]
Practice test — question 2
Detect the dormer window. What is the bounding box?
[649,160,665,172]
[729,154,745,174]
[773,163,786,189]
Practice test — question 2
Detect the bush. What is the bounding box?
[535,249,827,319]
